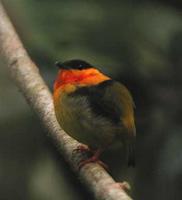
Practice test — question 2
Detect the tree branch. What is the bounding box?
[0,2,133,200]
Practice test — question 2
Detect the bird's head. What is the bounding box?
[54,59,110,91]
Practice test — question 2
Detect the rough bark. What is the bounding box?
[0,2,133,200]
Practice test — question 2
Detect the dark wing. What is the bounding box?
[85,80,125,124]
[70,80,136,166]
[70,80,135,130]
[96,80,136,167]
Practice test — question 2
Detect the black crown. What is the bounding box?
[55,59,92,70]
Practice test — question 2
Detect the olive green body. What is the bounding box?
[55,91,120,149]
[54,80,135,157]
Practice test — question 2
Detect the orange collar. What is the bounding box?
[54,68,110,91]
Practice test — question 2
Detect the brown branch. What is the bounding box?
[0,2,133,200]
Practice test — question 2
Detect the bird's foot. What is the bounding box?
[72,144,90,154]
[72,144,92,165]
[111,181,131,191]
[73,147,108,171]
[78,158,109,171]
[78,153,108,171]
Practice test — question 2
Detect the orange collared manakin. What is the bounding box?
[53,59,136,168]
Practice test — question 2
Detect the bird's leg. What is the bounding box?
[109,181,131,191]
[78,149,108,170]
[72,144,93,161]
[73,144,91,154]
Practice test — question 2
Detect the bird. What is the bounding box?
[53,59,136,169]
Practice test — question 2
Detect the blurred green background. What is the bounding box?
[0,0,182,199]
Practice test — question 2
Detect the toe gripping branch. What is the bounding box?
[72,145,108,170]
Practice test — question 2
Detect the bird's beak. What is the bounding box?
[55,61,63,68]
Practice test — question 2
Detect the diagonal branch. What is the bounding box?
[0,2,133,200]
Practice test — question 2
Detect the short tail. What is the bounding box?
[127,142,135,167]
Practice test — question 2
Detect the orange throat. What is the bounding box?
[53,68,110,92]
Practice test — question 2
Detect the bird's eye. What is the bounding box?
[78,64,83,70]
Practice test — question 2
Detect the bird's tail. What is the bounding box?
[127,141,135,167]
